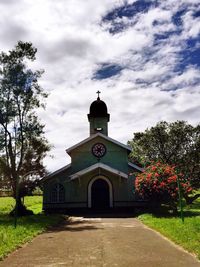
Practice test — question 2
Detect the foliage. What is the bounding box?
[0,196,63,260]
[0,41,50,212]
[129,121,200,200]
[138,197,200,259]
[135,162,192,209]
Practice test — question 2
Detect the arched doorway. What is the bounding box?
[88,176,113,209]
[92,179,109,209]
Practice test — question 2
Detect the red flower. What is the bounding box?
[146,173,152,180]
[135,162,193,203]
[187,187,192,193]
[160,182,166,188]
[168,175,177,183]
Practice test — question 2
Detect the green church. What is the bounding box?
[42,92,143,212]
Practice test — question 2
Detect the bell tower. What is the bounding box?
[87,91,110,136]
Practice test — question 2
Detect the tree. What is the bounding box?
[128,121,200,203]
[0,171,11,196]
[0,41,50,216]
[135,162,192,212]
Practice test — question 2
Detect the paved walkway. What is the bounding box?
[0,215,200,267]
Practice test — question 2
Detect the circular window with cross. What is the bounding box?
[92,143,106,158]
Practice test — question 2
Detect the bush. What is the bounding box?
[135,162,192,210]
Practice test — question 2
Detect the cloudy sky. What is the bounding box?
[0,0,200,172]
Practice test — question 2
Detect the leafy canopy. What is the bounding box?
[0,41,50,199]
[129,121,200,190]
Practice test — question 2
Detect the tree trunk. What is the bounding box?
[10,173,33,216]
[10,195,33,216]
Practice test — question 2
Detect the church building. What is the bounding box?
[42,92,143,212]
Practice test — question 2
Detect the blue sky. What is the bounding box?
[0,0,199,171]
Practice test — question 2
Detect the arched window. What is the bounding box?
[50,183,65,203]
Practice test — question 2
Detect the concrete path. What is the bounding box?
[0,215,200,267]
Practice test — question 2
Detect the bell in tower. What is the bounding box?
[87,91,110,136]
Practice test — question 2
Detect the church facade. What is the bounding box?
[42,93,143,212]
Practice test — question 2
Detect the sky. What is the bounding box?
[0,0,200,172]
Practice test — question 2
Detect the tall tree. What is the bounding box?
[128,121,200,203]
[0,41,50,216]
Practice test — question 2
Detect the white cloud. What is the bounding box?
[182,11,200,38]
[0,0,199,172]
[170,67,200,86]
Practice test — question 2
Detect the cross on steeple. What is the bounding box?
[96,90,101,100]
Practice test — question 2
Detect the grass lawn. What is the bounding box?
[0,196,63,260]
[138,197,200,259]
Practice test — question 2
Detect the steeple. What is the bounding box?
[88,92,110,136]
[96,90,101,100]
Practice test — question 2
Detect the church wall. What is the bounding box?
[70,136,129,174]
[43,167,137,210]
[43,168,71,208]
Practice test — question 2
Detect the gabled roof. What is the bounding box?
[128,162,143,172]
[69,162,128,180]
[66,133,131,155]
[41,164,71,182]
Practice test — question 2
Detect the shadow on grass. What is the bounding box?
[0,210,135,233]
[147,211,200,219]
[0,213,63,229]
[0,213,100,233]
[136,207,200,218]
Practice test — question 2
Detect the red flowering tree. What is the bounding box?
[135,162,192,211]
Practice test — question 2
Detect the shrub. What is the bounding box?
[135,162,192,209]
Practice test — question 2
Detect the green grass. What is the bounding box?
[0,196,42,215]
[0,196,63,260]
[138,198,200,259]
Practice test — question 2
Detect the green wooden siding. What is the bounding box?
[70,136,129,173]
[43,136,138,209]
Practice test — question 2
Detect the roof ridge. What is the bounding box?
[66,133,131,154]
